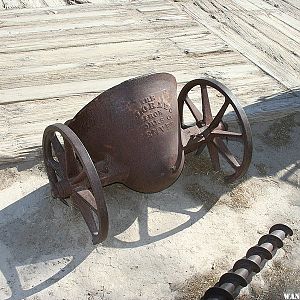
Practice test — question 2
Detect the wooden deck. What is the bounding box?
[182,0,300,89]
[0,0,299,167]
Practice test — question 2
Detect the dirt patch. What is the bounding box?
[185,182,219,210]
[0,168,20,190]
[171,271,220,300]
[183,152,226,184]
[183,153,214,177]
[221,180,261,209]
[262,114,298,148]
[227,185,252,209]
[171,259,231,300]
[184,166,261,210]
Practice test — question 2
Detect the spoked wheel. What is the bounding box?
[43,123,108,244]
[178,78,252,182]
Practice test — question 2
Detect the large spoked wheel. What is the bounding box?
[43,123,108,244]
[178,78,252,182]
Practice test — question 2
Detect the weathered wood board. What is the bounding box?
[0,0,133,9]
[0,0,299,167]
[1,0,67,9]
[181,0,300,90]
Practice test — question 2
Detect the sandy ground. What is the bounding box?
[0,112,299,300]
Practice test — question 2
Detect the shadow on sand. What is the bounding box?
[0,184,95,300]
[0,153,226,299]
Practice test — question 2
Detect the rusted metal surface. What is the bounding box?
[178,78,252,182]
[202,224,293,300]
[43,123,109,244]
[43,73,253,243]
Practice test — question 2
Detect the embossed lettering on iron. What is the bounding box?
[132,89,175,138]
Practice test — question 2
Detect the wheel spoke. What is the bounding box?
[70,170,87,184]
[185,96,203,123]
[47,158,64,178]
[206,100,230,133]
[64,139,81,178]
[211,129,243,142]
[212,139,240,170]
[43,123,109,244]
[72,191,98,235]
[74,188,97,212]
[178,78,252,182]
[51,134,65,166]
[196,143,206,155]
[207,140,220,170]
[201,85,213,125]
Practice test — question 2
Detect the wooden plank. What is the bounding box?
[43,0,67,6]
[0,3,106,16]
[0,16,144,37]
[0,95,91,164]
[0,16,193,40]
[0,7,126,24]
[0,38,176,67]
[0,3,179,26]
[258,13,300,45]
[170,33,230,54]
[2,51,234,89]
[221,0,256,12]
[174,66,288,104]
[2,0,25,9]
[282,0,300,10]
[0,0,149,9]
[0,33,229,73]
[244,0,276,9]
[2,59,269,104]
[219,0,260,11]
[0,77,130,105]
[135,4,175,12]
[272,11,300,31]
[0,40,177,90]
[19,0,46,8]
[1,0,66,9]
[0,25,207,54]
[0,0,169,16]
[189,0,274,12]
[237,11,300,56]
[183,2,300,89]
[0,16,201,41]
[259,0,300,20]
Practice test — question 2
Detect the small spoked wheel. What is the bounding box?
[43,123,108,244]
[178,78,252,182]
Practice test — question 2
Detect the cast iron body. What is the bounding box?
[43,73,253,244]
[202,224,293,300]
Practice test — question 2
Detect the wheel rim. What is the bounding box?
[178,78,253,182]
[43,123,108,244]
